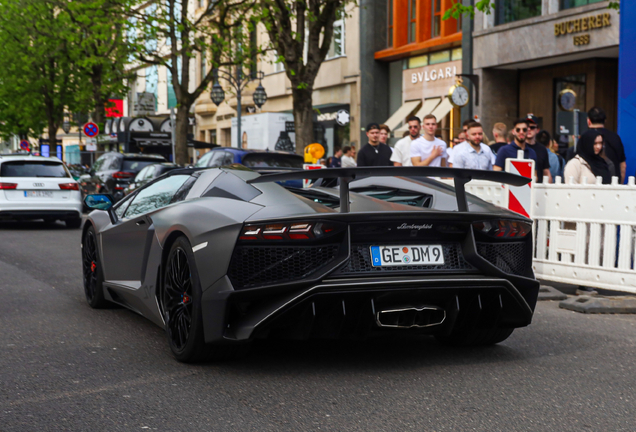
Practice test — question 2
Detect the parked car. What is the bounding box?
[81,153,166,201]
[0,155,82,227]
[124,162,180,196]
[195,148,303,169]
[67,164,89,181]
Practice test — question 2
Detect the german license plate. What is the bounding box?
[370,245,444,267]
[24,191,53,198]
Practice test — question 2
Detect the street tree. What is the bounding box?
[444,0,618,20]
[128,0,260,165]
[255,0,356,154]
[0,0,83,149]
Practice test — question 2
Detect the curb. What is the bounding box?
[538,285,568,301]
[559,295,636,314]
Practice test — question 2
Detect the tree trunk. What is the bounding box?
[292,86,314,155]
[46,117,58,156]
[174,103,190,165]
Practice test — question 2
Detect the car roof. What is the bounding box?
[104,152,165,160]
[0,155,63,163]
[210,147,300,156]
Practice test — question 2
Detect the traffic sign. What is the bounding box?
[19,140,30,150]
[83,122,99,138]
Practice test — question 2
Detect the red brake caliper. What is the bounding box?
[91,262,96,273]
[182,294,191,304]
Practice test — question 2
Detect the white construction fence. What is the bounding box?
[437,163,636,294]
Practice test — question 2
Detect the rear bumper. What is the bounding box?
[201,275,540,343]
[0,205,82,220]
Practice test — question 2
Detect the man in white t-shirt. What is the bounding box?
[390,116,422,167]
[410,114,448,167]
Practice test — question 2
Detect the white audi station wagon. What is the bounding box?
[0,155,83,228]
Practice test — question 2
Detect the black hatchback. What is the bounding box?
[80,153,167,201]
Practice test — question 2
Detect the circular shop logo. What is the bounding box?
[336,110,350,126]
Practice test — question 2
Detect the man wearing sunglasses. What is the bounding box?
[525,114,552,183]
[493,118,538,179]
[391,116,421,166]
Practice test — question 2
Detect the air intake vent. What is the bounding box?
[228,244,340,289]
[476,242,527,276]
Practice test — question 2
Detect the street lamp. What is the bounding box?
[210,69,267,149]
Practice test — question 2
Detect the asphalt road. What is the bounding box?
[1,221,636,431]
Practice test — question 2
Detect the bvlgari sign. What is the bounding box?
[403,59,462,102]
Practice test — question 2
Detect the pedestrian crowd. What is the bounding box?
[348,106,626,184]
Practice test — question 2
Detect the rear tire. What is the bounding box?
[82,226,108,308]
[66,217,82,229]
[435,327,514,347]
[161,236,248,363]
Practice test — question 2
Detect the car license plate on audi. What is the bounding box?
[24,191,53,198]
[370,245,444,267]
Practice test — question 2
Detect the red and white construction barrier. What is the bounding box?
[504,155,534,218]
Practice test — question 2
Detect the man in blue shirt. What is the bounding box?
[494,118,538,179]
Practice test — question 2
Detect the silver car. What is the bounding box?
[0,155,83,228]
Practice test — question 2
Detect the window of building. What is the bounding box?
[200,49,206,82]
[429,50,450,65]
[387,0,393,47]
[451,47,462,61]
[211,130,217,144]
[249,27,258,78]
[327,12,345,59]
[199,0,205,8]
[560,0,604,9]
[495,0,541,25]
[408,55,428,69]
[408,0,416,43]
[273,51,285,72]
[145,65,158,111]
[432,0,442,38]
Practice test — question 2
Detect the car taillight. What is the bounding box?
[59,182,80,190]
[239,221,342,241]
[113,171,135,179]
[473,220,531,238]
[0,182,17,189]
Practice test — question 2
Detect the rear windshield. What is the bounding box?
[122,159,165,173]
[0,161,69,178]
[241,153,303,168]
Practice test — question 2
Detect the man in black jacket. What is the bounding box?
[357,123,393,167]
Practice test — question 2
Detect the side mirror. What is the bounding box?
[85,194,114,210]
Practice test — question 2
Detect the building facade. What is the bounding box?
[473,0,618,147]
[193,3,360,160]
[368,0,463,144]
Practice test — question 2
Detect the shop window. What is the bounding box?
[408,0,417,43]
[327,11,345,59]
[387,0,393,47]
[408,54,428,69]
[554,74,586,137]
[495,0,541,25]
[560,0,604,9]
[451,47,462,61]
[429,50,450,65]
[432,0,442,38]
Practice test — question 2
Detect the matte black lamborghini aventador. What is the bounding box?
[81,166,539,362]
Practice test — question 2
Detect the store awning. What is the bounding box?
[383,100,422,131]
[430,97,454,122]
[394,98,442,134]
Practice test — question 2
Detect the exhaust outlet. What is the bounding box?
[376,306,446,329]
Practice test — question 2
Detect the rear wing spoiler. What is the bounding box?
[247,166,531,213]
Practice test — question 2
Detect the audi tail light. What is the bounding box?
[0,182,17,189]
[59,182,80,190]
[473,220,531,238]
[113,171,135,179]
[239,221,344,241]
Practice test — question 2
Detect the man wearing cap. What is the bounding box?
[525,114,552,183]
[357,122,393,167]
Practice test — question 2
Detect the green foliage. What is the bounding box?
[443,0,619,20]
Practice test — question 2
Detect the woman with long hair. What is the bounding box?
[564,130,612,185]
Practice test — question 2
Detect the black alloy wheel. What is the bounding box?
[161,236,249,362]
[163,246,195,353]
[82,226,107,308]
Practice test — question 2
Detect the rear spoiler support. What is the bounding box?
[247,167,531,213]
